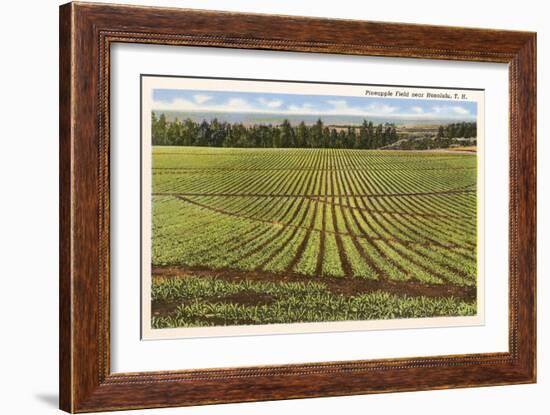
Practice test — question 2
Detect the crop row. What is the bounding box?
[151,147,478,287]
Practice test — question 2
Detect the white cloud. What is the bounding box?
[193,94,212,104]
[451,106,470,115]
[365,103,397,114]
[326,99,348,109]
[258,97,283,108]
[152,98,197,111]
[225,98,253,111]
[323,100,398,116]
[411,106,424,114]
[429,105,471,118]
[153,97,255,113]
[288,103,315,112]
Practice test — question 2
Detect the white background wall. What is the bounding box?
[0,0,546,414]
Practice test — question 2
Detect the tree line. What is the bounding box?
[437,122,477,139]
[152,114,477,150]
[151,113,400,149]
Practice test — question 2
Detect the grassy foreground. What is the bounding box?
[152,276,476,328]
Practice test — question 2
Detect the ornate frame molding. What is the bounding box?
[60,2,536,412]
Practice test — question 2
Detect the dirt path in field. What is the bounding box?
[152,265,477,302]
[153,166,476,172]
[170,194,470,252]
[304,196,472,219]
[154,187,475,199]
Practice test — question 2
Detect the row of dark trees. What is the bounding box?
[437,122,477,139]
[151,114,400,149]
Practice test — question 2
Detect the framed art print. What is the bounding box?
[140,75,485,339]
[59,2,536,412]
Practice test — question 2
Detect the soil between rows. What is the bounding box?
[152,265,476,302]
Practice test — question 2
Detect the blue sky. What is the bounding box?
[152,89,477,120]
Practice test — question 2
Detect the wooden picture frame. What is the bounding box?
[59,2,536,412]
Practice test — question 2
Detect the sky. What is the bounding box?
[152,88,477,121]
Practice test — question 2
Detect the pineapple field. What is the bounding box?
[150,146,478,328]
